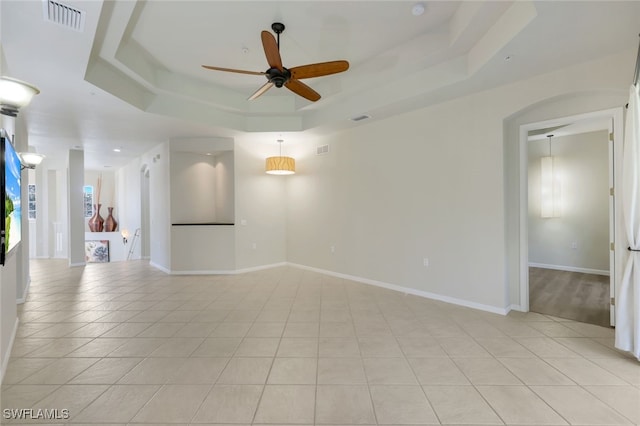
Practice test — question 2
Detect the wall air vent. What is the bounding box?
[350,114,371,122]
[43,0,85,32]
[316,145,330,155]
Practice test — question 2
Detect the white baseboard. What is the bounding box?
[69,262,86,268]
[168,262,287,276]
[16,276,31,304]
[529,262,610,276]
[508,304,525,313]
[288,263,509,316]
[235,262,287,274]
[150,261,171,274]
[1,318,19,384]
[170,269,236,275]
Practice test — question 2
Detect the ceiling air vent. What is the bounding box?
[316,144,330,155]
[350,114,371,122]
[43,0,85,32]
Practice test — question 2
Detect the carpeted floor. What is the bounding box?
[529,267,611,328]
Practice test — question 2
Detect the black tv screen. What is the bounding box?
[1,129,22,265]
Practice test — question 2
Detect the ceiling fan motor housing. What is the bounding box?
[267,67,291,87]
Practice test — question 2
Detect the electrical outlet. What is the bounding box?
[241,219,247,226]
[330,246,335,253]
[252,242,257,250]
[423,257,429,267]
[571,242,578,249]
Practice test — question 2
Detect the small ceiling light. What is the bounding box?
[18,152,45,169]
[0,76,40,117]
[113,148,121,152]
[411,3,425,16]
[266,139,295,175]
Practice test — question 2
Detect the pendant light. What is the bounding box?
[540,134,561,218]
[265,139,295,175]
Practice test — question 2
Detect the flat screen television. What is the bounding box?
[0,129,22,265]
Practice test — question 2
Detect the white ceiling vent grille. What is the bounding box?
[43,0,85,32]
[316,144,330,155]
[350,114,371,122]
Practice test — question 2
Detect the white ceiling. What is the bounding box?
[1,0,639,170]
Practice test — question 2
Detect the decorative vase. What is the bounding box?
[104,207,118,232]
[88,203,104,232]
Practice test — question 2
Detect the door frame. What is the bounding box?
[518,107,624,326]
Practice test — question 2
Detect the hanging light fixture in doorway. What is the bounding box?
[540,134,561,218]
[265,139,295,175]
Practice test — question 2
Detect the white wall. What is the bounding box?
[169,150,235,224]
[115,157,143,260]
[170,152,217,223]
[288,49,634,313]
[287,101,506,310]
[528,131,609,272]
[68,149,85,266]
[33,158,48,258]
[171,226,236,272]
[234,137,287,270]
[215,151,234,223]
[148,143,171,270]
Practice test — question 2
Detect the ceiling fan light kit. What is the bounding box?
[202,22,349,102]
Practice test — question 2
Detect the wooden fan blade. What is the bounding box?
[285,78,321,102]
[248,81,274,100]
[290,60,349,79]
[261,31,283,70]
[202,65,266,76]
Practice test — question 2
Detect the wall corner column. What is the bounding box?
[68,149,85,267]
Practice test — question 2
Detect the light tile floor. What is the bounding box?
[1,259,639,425]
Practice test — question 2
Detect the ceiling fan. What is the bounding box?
[202,22,349,102]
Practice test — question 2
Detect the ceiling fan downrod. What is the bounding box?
[271,22,285,49]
